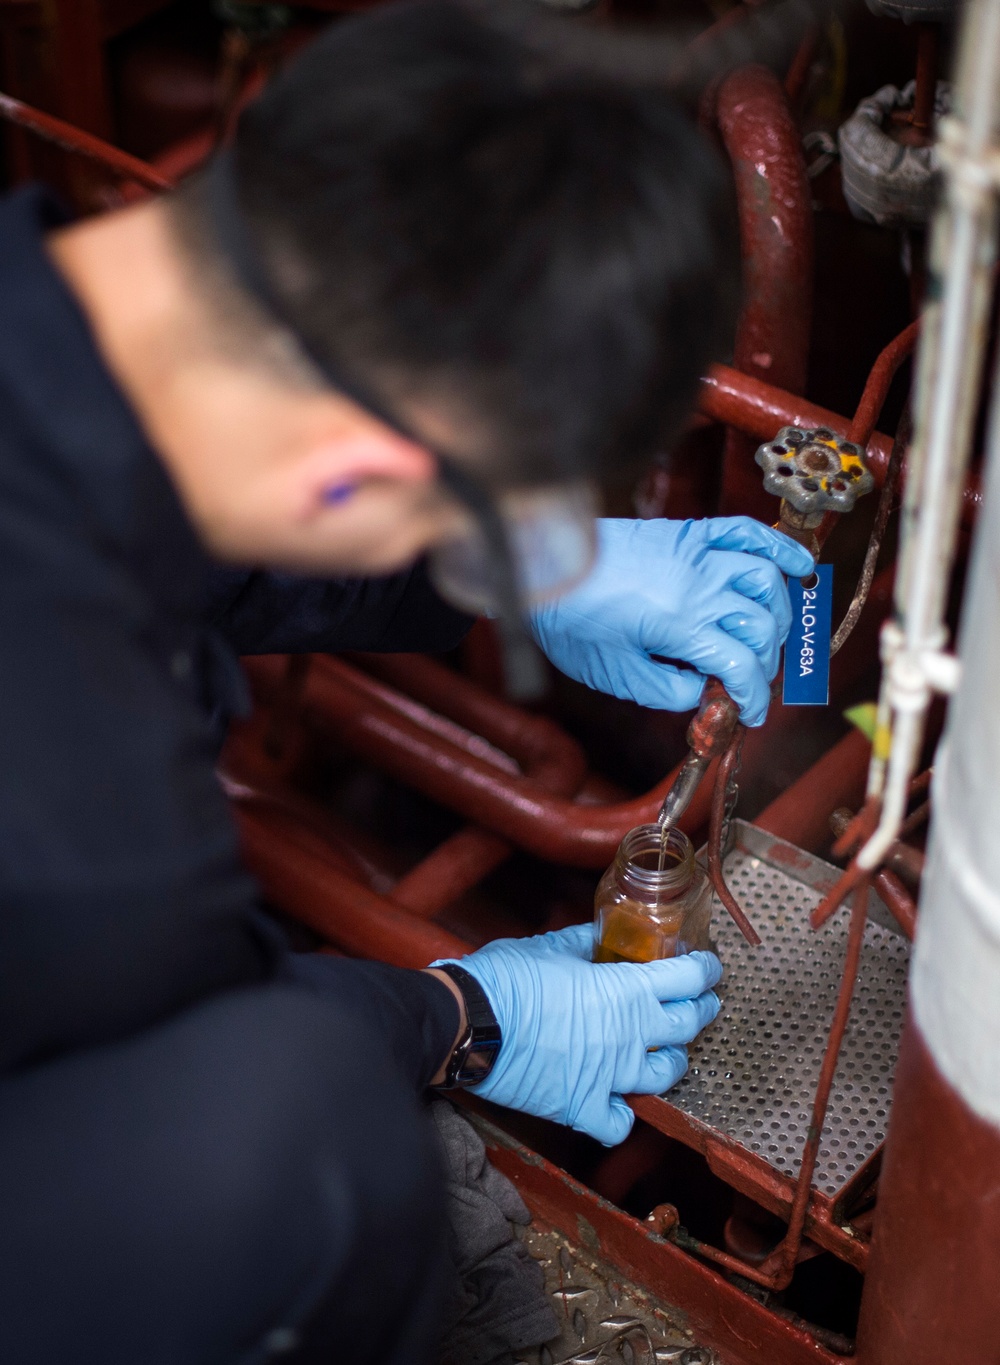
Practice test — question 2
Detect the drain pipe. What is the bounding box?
[855,3,1000,1357]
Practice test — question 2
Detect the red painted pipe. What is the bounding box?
[0,91,173,192]
[887,840,925,888]
[391,825,512,918]
[756,729,919,937]
[716,66,814,523]
[755,728,872,853]
[701,363,893,467]
[240,555,893,875]
[354,653,590,914]
[855,1019,1000,1364]
[784,29,820,106]
[351,652,588,793]
[238,652,579,917]
[871,867,917,941]
[847,320,920,448]
[235,801,470,966]
[292,655,719,868]
[221,723,508,925]
[717,66,814,394]
[698,363,983,522]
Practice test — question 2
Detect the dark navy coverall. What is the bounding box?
[0,187,476,1365]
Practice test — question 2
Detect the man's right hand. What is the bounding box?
[433,925,721,1146]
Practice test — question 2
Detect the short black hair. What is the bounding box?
[190,0,739,486]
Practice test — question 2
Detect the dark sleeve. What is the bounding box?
[0,485,457,1089]
[283,955,460,1091]
[0,538,270,1068]
[204,559,475,656]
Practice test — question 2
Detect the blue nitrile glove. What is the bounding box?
[529,517,815,727]
[435,924,722,1147]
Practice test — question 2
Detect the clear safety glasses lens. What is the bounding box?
[429,480,599,617]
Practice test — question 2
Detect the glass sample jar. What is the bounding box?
[593,824,713,964]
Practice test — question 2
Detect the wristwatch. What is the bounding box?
[434,963,503,1090]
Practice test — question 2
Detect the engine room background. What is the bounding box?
[2,2,996,1362]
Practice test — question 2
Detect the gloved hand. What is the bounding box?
[529,517,815,727]
[435,924,722,1146]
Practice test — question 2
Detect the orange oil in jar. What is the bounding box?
[593,824,712,965]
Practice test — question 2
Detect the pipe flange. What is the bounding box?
[755,426,874,514]
[838,80,951,229]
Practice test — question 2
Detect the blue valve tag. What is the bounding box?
[783,565,833,706]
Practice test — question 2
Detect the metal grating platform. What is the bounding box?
[667,821,911,1198]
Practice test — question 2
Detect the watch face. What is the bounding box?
[459,1037,502,1087]
[435,963,502,1089]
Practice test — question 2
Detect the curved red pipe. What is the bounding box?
[235,801,470,966]
[355,653,589,915]
[240,563,891,873]
[391,825,512,918]
[351,652,588,794]
[246,653,719,868]
[847,320,921,448]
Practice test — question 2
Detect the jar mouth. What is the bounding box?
[615,823,696,895]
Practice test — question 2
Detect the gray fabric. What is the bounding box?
[431,1101,558,1365]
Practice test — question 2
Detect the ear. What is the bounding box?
[292,428,437,521]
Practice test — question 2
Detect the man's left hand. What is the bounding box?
[529,516,814,727]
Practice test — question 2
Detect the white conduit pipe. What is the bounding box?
[911,333,1000,1124]
[858,0,1000,872]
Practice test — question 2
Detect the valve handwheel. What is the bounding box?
[755,425,874,515]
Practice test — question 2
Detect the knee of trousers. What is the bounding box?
[0,982,447,1365]
[205,983,449,1273]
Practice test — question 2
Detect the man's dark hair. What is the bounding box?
[180,0,740,486]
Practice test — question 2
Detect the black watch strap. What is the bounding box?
[434,963,502,1090]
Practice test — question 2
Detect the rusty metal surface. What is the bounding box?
[511,1222,717,1365]
[662,821,908,1198]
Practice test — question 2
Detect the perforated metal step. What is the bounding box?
[666,822,910,1198]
